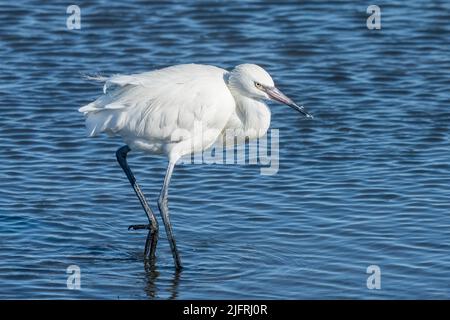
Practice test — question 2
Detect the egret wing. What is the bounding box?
[79,64,236,141]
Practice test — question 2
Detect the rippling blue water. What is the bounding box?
[0,0,449,299]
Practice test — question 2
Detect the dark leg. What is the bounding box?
[158,161,182,270]
[116,145,159,260]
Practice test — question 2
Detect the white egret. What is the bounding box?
[79,63,312,269]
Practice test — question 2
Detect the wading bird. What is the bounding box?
[79,64,312,269]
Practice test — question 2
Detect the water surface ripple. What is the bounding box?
[0,1,449,299]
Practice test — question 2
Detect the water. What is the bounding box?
[0,0,449,299]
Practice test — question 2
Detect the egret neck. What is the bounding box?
[227,89,272,141]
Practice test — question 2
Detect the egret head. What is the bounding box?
[229,64,312,118]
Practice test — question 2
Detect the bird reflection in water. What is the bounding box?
[142,231,181,300]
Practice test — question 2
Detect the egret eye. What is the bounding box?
[254,82,263,89]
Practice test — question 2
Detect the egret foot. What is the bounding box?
[128,224,150,231]
[144,229,159,260]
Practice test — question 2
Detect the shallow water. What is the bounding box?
[0,0,449,299]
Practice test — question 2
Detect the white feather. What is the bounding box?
[79,63,282,162]
[79,64,242,162]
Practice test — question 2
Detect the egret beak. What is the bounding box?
[265,86,313,119]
